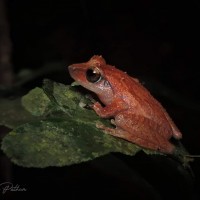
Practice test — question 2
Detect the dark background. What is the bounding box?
[1,0,200,199]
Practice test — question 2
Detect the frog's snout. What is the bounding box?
[68,65,75,72]
[68,65,78,77]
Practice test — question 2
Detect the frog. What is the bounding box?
[68,55,182,154]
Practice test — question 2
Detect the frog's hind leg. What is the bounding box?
[96,122,161,151]
[96,114,175,154]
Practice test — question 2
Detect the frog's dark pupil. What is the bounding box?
[86,69,102,83]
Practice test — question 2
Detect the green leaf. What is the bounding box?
[1,118,140,168]
[1,79,142,168]
[21,87,52,116]
[0,98,37,129]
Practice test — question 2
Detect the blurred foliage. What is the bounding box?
[1,79,150,168]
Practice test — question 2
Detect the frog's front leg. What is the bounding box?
[92,99,127,118]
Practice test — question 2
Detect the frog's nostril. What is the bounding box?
[68,65,78,73]
[68,65,74,71]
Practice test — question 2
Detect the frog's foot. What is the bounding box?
[85,94,96,103]
[96,122,130,138]
[84,94,97,109]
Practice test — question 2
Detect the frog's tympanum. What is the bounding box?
[68,56,182,154]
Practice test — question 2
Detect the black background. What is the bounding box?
[1,0,200,199]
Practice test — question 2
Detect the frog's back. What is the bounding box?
[105,67,181,137]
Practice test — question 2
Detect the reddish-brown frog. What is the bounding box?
[68,55,182,154]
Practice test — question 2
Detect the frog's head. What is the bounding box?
[68,55,117,105]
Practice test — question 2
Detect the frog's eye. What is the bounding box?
[86,68,102,83]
